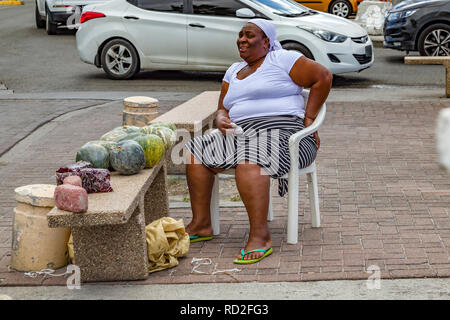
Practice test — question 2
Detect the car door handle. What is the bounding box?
[124,16,139,20]
[189,23,205,28]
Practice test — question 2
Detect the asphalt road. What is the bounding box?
[0,2,445,94]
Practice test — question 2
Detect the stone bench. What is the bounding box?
[404,56,450,98]
[150,91,220,174]
[47,158,169,282]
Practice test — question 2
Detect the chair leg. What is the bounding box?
[307,170,320,228]
[287,169,299,244]
[267,179,274,221]
[210,174,220,235]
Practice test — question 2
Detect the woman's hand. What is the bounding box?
[216,112,234,135]
[304,117,320,150]
[216,81,234,135]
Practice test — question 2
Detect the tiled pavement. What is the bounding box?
[1,99,450,286]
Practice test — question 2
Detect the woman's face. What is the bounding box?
[237,23,269,62]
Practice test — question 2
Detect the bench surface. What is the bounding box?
[150,91,220,131]
[47,160,164,228]
[404,56,450,66]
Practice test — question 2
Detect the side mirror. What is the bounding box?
[236,8,256,18]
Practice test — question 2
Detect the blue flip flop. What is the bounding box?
[189,235,213,243]
[233,247,273,264]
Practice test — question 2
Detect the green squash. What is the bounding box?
[86,140,117,153]
[150,122,177,131]
[133,133,165,168]
[85,140,117,171]
[100,125,140,142]
[110,140,145,175]
[76,142,110,169]
[140,125,176,149]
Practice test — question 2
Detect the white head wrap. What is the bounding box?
[247,18,282,51]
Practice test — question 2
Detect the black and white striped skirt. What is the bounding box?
[186,115,317,197]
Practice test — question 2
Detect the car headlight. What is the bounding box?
[387,9,416,22]
[297,26,347,43]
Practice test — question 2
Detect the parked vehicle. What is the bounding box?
[76,0,374,80]
[294,0,359,19]
[35,0,110,35]
[383,0,450,56]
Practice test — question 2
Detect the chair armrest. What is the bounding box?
[289,103,326,148]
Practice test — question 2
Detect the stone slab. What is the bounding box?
[405,57,450,97]
[14,184,55,208]
[150,91,219,174]
[150,91,219,132]
[405,57,450,66]
[47,159,164,228]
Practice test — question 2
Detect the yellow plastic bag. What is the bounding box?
[146,217,190,273]
[67,233,74,264]
[67,217,189,273]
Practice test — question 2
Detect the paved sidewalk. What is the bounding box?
[0,98,450,287]
[0,99,109,156]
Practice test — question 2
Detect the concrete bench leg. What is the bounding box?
[71,203,149,282]
[144,161,170,225]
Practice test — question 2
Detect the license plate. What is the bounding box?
[365,45,372,57]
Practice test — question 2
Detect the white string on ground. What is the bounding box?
[191,257,241,275]
[23,268,71,278]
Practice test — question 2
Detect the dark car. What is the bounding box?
[383,0,450,56]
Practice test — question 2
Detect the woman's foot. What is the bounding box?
[185,220,213,238]
[237,233,272,261]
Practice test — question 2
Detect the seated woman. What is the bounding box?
[185,19,332,264]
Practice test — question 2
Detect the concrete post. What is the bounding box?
[122,96,159,127]
[11,184,71,271]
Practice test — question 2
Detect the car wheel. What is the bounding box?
[101,39,140,80]
[418,24,450,56]
[35,2,45,29]
[282,42,315,60]
[46,11,57,35]
[329,0,352,19]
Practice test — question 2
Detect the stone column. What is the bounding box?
[144,161,170,225]
[11,184,70,271]
[122,96,159,127]
[71,202,149,282]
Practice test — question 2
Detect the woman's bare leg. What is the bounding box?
[185,152,222,237]
[235,161,272,261]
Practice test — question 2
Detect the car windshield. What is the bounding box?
[247,0,312,16]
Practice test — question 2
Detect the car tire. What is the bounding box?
[101,39,140,80]
[329,0,352,19]
[418,23,450,56]
[282,42,315,60]
[35,2,45,29]
[46,10,57,35]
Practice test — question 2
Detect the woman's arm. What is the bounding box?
[289,56,333,149]
[216,81,234,135]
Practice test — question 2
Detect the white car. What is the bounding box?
[35,0,110,34]
[76,0,374,79]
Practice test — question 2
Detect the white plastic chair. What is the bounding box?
[209,89,326,244]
